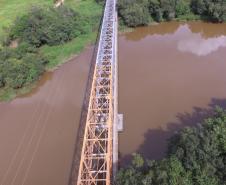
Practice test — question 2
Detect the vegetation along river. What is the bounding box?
[1,21,226,183]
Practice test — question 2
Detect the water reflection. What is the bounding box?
[123,22,180,41]
[188,22,226,38]
[124,21,226,41]
[177,25,226,56]
[119,22,226,165]
[123,22,226,56]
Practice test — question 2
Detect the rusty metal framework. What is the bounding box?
[76,0,117,184]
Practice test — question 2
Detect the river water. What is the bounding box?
[0,47,93,185]
[0,22,226,184]
[118,21,226,164]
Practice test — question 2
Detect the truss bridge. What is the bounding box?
[75,0,121,184]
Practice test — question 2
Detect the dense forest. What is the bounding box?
[116,107,226,185]
[118,0,226,27]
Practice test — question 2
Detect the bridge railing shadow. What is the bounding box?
[119,98,226,166]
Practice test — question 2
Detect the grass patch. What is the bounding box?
[42,31,98,70]
[65,0,103,16]
[0,0,53,38]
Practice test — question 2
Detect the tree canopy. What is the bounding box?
[9,6,82,47]
[116,107,226,185]
[118,0,150,27]
[0,43,47,89]
[118,0,226,27]
[191,0,226,22]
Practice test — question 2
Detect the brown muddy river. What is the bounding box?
[0,47,93,185]
[1,21,226,184]
[119,21,226,164]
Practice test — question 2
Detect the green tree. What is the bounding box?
[175,0,190,17]
[191,0,226,22]
[149,0,163,21]
[0,43,47,89]
[9,6,80,47]
[118,0,150,27]
[160,0,176,20]
[116,107,226,185]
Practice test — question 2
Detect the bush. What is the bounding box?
[123,4,150,26]
[0,75,5,88]
[118,0,226,27]
[160,0,176,20]
[118,0,150,27]
[149,0,163,21]
[175,0,190,17]
[9,6,80,47]
[3,58,30,88]
[0,45,47,89]
[119,0,190,24]
[191,0,206,14]
[191,0,226,22]
[12,42,37,59]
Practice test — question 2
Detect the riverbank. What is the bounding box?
[118,0,226,28]
[0,0,103,101]
[118,21,226,164]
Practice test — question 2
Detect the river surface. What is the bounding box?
[1,21,226,184]
[118,21,226,164]
[0,47,93,185]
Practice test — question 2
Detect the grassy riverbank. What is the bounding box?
[0,0,103,101]
[42,0,102,70]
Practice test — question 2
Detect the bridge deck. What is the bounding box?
[76,0,118,184]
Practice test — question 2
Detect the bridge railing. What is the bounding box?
[74,0,118,184]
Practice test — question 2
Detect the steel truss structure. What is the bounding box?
[76,0,117,184]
